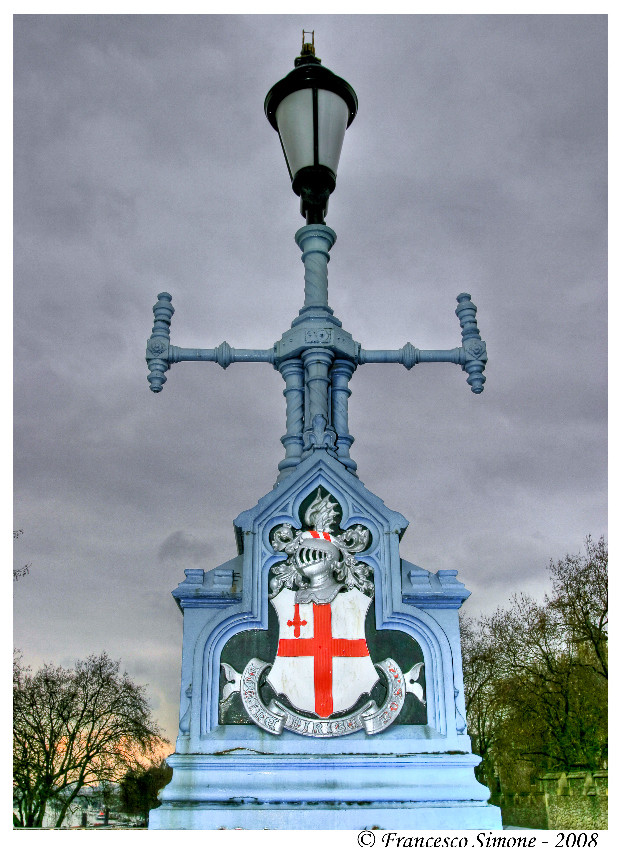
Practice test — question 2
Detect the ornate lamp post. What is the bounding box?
[146,37,486,475]
[146,35,499,831]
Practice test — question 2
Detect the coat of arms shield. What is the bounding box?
[268,587,379,717]
[220,489,426,737]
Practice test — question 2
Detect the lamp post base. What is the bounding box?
[148,752,502,830]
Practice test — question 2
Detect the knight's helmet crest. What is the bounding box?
[304,489,339,532]
[269,488,373,600]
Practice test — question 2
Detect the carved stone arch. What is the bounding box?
[197,607,265,735]
[371,565,455,737]
[287,477,377,536]
[193,452,458,741]
[193,566,459,741]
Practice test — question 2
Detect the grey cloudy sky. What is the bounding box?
[14,14,607,746]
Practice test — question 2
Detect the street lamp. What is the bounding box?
[264,31,358,223]
[147,36,487,420]
[147,35,499,832]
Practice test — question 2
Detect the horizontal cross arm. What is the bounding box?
[169,344,276,367]
[357,341,486,394]
[358,345,463,367]
[145,292,276,393]
[356,293,487,394]
[146,341,276,393]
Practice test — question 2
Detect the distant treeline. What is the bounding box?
[461,535,607,796]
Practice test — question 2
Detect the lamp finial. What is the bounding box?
[301,30,315,56]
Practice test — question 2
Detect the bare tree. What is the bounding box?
[481,594,605,773]
[461,537,608,787]
[460,614,508,790]
[13,530,31,581]
[546,535,607,679]
[13,652,167,828]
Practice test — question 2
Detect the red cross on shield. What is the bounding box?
[267,588,379,717]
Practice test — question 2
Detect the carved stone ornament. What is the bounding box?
[178,684,192,735]
[303,414,337,452]
[222,658,422,737]
[269,487,373,603]
[454,686,467,734]
[147,338,168,357]
[463,338,487,360]
[220,489,425,737]
[221,656,425,737]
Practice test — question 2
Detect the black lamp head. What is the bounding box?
[265,38,358,223]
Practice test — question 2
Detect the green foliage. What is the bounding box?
[119,761,173,826]
[462,536,607,792]
[547,535,608,680]
[13,652,167,828]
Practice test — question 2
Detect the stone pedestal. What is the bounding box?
[149,452,501,830]
[151,752,500,829]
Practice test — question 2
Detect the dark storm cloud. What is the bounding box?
[14,14,607,744]
[158,531,214,565]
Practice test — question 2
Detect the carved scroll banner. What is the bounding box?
[230,656,412,738]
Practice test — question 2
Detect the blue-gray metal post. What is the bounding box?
[146,40,488,478]
[293,225,338,323]
[331,359,356,474]
[278,358,305,477]
[146,230,487,479]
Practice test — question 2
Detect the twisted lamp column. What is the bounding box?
[293,225,339,324]
[277,359,305,480]
[331,359,357,475]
